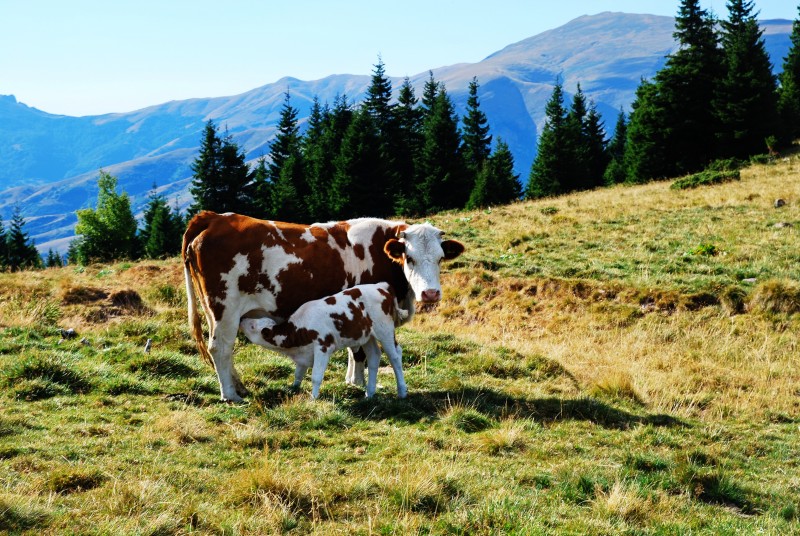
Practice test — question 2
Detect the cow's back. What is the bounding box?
[183,212,408,322]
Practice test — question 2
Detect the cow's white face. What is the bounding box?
[384,223,464,303]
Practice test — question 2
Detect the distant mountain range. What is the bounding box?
[0,12,792,253]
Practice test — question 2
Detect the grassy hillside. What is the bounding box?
[1,156,799,534]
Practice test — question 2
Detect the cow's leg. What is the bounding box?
[363,339,382,398]
[345,347,367,387]
[384,340,408,399]
[310,348,332,400]
[293,363,308,389]
[209,316,246,402]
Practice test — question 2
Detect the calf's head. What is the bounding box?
[383,223,464,303]
[240,317,276,343]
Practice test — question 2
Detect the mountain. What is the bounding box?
[0,12,793,253]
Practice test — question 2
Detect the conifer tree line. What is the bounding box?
[529,0,800,194]
[188,63,522,224]
[617,0,800,185]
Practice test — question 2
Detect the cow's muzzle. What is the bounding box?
[421,289,441,303]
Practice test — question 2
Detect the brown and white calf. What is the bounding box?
[239,283,408,399]
[183,211,464,402]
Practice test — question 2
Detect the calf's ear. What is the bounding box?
[384,239,406,263]
[441,240,465,260]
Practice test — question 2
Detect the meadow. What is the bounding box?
[1,156,799,535]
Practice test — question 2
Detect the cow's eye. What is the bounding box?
[406,257,415,266]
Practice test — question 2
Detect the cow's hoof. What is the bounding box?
[397,390,408,399]
[222,394,245,404]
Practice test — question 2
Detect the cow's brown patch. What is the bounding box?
[318,333,336,353]
[331,302,372,341]
[343,288,363,299]
[378,286,394,317]
[324,296,337,305]
[353,244,366,260]
[261,323,319,349]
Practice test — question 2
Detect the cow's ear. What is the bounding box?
[441,240,465,260]
[384,239,406,263]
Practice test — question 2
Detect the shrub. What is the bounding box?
[671,169,740,190]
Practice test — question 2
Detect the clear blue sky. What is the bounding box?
[1,0,794,116]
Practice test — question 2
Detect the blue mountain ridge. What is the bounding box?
[0,12,792,253]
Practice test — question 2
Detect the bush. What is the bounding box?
[671,169,740,190]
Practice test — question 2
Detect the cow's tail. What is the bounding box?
[182,214,215,370]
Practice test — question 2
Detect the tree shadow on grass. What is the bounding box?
[344,387,685,430]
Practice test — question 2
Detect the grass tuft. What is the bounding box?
[747,279,800,315]
[589,371,645,405]
[0,497,49,532]
[3,355,92,399]
[46,467,106,493]
[443,405,494,433]
[128,352,199,379]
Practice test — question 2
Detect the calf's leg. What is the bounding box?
[362,339,381,398]
[310,348,332,400]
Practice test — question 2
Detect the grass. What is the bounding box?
[1,156,800,533]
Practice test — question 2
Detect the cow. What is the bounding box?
[239,282,408,399]
[182,211,464,402]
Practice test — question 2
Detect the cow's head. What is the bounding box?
[383,223,464,303]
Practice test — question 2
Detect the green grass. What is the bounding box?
[1,158,800,533]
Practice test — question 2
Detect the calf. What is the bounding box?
[239,283,408,399]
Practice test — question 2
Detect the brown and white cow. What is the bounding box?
[182,211,464,402]
[239,282,408,399]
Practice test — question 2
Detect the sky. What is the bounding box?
[1,0,794,117]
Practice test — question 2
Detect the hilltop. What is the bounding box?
[1,156,798,533]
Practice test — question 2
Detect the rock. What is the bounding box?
[144,339,152,353]
[774,198,786,208]
[60,328,77,339]
[742,278,757,284]
[773,222,793,229]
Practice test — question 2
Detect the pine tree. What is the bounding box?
[251,156,272,219]
[461,77,493,180]
[363,58,397,217]
[188,120,253,216]
[5,206,42,271]
[526,81,569,198]
[421,71,440,116]
[604,110,628,185]
[715,0,779,158]
[778,5,800,143]
[74,171,139,263]
[45,249,63,268]
[393,78,425,216]
[140,186,183,259]
[467,139,521,209]
[218,131,255,214]
[563,84,591,191]
[266,91,308,221]
[584,105,609,189]
[624,79,670,183]
[657,0,723,173]
[188,120,223,215]
[419,85,469,212]
[304,95,354,221]
[330,108,383,219]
